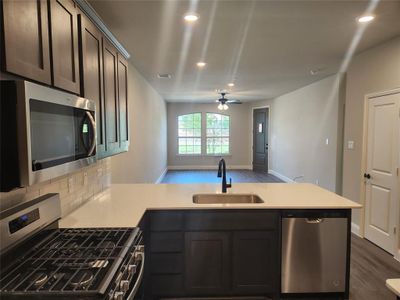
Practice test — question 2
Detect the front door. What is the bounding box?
[253,108,269,172]
[365,91,400,254]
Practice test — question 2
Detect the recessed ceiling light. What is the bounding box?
[228,83,235,87]
[184,14,199,22]
[357,15,375,23]
[197,62,206,68]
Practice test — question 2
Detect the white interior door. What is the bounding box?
[365,92,400,254]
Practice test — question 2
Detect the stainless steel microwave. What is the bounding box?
[0,80,96,191]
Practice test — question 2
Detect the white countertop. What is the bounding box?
[59,183,362,228]
[387,279,400,296]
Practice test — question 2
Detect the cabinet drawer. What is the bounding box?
[150,253,183,274]
[150,274,184,296]
[185,211,278,231]
[150,232,183,253]
[150,211,183,231]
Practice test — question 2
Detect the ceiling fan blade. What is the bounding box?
[226,99,242,104]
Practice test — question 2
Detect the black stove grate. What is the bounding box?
[0,227,139,296]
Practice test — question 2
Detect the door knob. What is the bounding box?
[364,173,371,179]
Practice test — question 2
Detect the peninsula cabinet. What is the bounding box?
[1,0,52,85]
[145,210,280,299]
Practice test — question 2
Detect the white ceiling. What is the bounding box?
[89,0,400,103]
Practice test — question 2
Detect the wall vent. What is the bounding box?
[157,74,172,79]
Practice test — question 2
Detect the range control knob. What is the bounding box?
[113,291,124,300]
[120,280,129,292]
[128,264,137,275]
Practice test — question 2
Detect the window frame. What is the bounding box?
[205,112,231,156]
[176,112,202,156]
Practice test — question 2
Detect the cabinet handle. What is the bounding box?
[305,218,323,224]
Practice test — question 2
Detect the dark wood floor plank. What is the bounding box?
[161,170,283,184]
[350,234,400,300]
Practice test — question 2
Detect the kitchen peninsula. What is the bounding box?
[60,183,360,300]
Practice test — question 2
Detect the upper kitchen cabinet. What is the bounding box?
[1,0,52,84]
[49,0,80,94]
[79,13,106,156]
[102,38,120,155]
[117,53,129,152]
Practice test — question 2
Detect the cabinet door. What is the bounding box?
[49,0,80,93]
[232,231,278,294]
[184,232,230,295]
[79,14,106,156]
[2,0,51,84]
[117,53,129,151]
[102,38,119,154]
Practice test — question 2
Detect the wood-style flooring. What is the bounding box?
[161,169,283,184]
[350,234,400,300]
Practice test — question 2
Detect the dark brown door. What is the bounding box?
[253,108,269,171]
[79,14,106,156]
[184,232,230,295]
[2,0,51,84]
[232,231,277,294]
[117,53,129,151]
[102,38,119,154]
[49,0,80,94]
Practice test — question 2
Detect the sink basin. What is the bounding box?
[192,194,264,204]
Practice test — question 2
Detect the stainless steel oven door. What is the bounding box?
[16,81,97,186]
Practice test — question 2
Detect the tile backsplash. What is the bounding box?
[0,158,111,217]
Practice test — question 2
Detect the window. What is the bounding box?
[206,113,230,155]
[178,113,201,154]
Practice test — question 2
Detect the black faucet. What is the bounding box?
[217,158,232,193]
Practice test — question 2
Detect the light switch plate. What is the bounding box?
[347,140,355,150]
[325,138,329,145]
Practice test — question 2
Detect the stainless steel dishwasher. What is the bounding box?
[281,210,349,294]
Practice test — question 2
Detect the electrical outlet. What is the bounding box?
[68,177,74,193]
[83,171,88,186]
[347,140,354,150]
[315,179,319,185]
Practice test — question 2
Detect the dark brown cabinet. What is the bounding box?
[49,0,80,94]
[184,232,230,295]
[1,0,130,158]
[232,231,278,294]
[145,210,280,299]
[1,0,51,84]
[79,14,106,155]
[117,53,129,151]
[102,38,119,155]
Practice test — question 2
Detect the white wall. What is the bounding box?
[249,74,345,192]
[342,37,400,229]
[111,62,168,183]
[167,102,251,169]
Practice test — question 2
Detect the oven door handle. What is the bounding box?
[126,251,145,300]
[85,111,96,157]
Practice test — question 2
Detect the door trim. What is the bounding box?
[250,105,271,172]
[360,87,400,260]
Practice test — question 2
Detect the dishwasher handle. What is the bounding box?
[305,218,323,224]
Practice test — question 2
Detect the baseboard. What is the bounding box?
[351,222,362,237]
[168,165,252,170]
[155,167,168,184]
[268,170,295,183]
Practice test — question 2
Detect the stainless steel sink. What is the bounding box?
[192,194,264,204]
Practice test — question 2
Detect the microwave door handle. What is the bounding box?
[85,111,96,156]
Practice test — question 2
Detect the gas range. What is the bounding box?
[0,194,144,300]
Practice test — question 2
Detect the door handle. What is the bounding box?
[364,173,371,179]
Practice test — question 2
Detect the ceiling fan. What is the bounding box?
[215,90,242,110]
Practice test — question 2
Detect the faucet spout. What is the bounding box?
[217,158,232,193]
